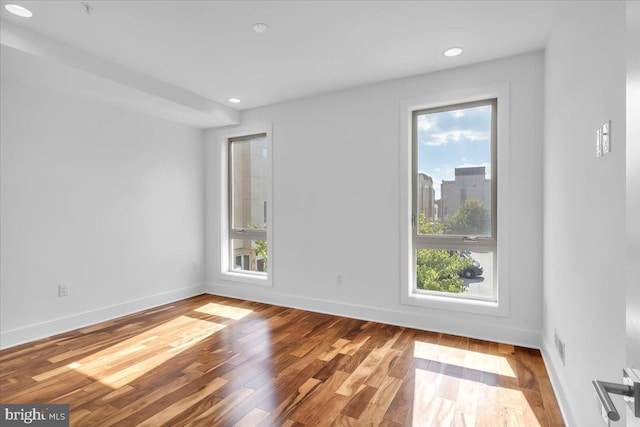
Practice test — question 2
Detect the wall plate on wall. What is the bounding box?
[602,121,611,154]
[596,128,602,157]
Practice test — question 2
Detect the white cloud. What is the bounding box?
[421,129,488,146]
[418,116,435,131]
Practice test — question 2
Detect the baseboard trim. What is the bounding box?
[206,281,541,349]
[0,283,205,350]
[540,339,575,427]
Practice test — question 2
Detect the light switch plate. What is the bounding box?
[602,121,611,154]
[596,128,602,157]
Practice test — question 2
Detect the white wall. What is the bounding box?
[0,51,205,348]
[543,2,627,426]
[206,51,545,348]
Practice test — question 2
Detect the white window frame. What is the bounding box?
[399,83,510,316]
[218,124,273,287]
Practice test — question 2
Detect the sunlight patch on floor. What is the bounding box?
[413,341,516,378]
[412,367,454,426]
[412,366,541,426]
[68,315,224,388]
[194,302,253,320]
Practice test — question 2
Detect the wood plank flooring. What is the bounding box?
[0,294,564,426]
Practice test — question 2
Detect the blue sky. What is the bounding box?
[417,104,491,199]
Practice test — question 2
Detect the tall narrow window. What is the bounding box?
[229,133,268,275]
[413,99,497,301]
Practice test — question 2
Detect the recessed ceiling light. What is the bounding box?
[253,23,270,34]
[229,98,241,104]
[443,47,463,57]
[5,4,33,18]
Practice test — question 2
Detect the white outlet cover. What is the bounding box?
[58,284,69,297]
[602,121,611,154]
[596,128,602,157]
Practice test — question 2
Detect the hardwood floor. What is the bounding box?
[0,294,564,426]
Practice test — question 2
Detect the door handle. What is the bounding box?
[592,368,640,422]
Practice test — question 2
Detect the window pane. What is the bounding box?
[416,103,493,237]
[231,239,268,273]
[416,249,494,300]
[231,135,268,231]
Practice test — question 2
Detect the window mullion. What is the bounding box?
[414,239,495,252]
[229,230,266,241]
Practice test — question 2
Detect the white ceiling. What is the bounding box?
[1,0,559,124]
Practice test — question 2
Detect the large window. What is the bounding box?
[412,99,497,301]
[228,133,268,276]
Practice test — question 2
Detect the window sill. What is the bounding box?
[401,289,508,317]
[219,271,272,287]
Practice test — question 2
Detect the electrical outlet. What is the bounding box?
[336,275,343,286]
[557,339,565,365]
[554,328,565,366]
[602,121,611,154]
[58,284,69,297]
